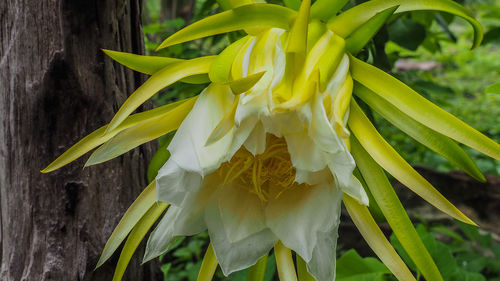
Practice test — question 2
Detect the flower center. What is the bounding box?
[218,135,296,202]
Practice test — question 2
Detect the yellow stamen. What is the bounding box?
[218,135,298,202]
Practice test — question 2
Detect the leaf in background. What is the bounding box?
[388,18,427,51]
[336,249,390,281]
[486,83,500,94]
[483,27,500,44]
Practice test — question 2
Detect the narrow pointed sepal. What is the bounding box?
[157,4,296,50]
[350,56,500,161]
[348,100,476,225]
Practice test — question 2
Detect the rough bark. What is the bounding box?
[0,1,159,280]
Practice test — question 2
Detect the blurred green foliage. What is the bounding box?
[140,0,500,280]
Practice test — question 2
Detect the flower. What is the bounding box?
[43,1,500,281]
[144,29,367,281]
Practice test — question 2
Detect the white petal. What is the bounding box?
[168,83,235,176]
[284,130,328,172]
[143,206,181,262]
[156,158,202,205]
[265,182,342,262]
[218,182,267,243]
[328,147,356,188]
[294,168,333,186]
[171,173,220,236]
[204,202,277,275]
[339,176,369,206]
[244,121,267,155]
[228,116,258,157]
[306,229,339,281]
[310,93,344,153]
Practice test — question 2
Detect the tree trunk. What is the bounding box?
[0,1,159,280]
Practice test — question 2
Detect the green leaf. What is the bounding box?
[486,83,500,94]
[157,4,296,50]
[328,0,483,49]
[310,0,348,22]
[348,100,475,225]
[105,56,214,133]
[86,97,196,166]
[354,82,485,181]
[350,138,444,281]
[112,202,168,281]
[346,6,399,54]
[336,249,390,281]
[96,182,156,268]
[343,195,417,281]
[350,56,500,161]
[388,18,427,51]
[41,99,190,173]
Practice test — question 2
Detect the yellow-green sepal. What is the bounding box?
[86,97,196,166]
[328,0,483,49]
[196,244,219,281]
[345,6,399,54]
[249,255,269,281]
[348,100,475,225]
[209,36,252,83]
[112,202,168,281]
[157,4,296,50]
[353,168,386,223]
[343,195,417,281]
[354,82,485,181]
[41,99,190,173]
[350,138,444,281]
[105,56,214,134]
[102,49,210,84]
[96,181,157,268]
[285,0,311,55]
[310,0,348,22]
[350,56,500,161]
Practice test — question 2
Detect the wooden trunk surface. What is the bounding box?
[0,0,158,280]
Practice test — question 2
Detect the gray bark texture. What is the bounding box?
[0,0,159,280]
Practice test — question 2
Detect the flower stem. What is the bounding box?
[196,243,218,281]
[274,241,298,281]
